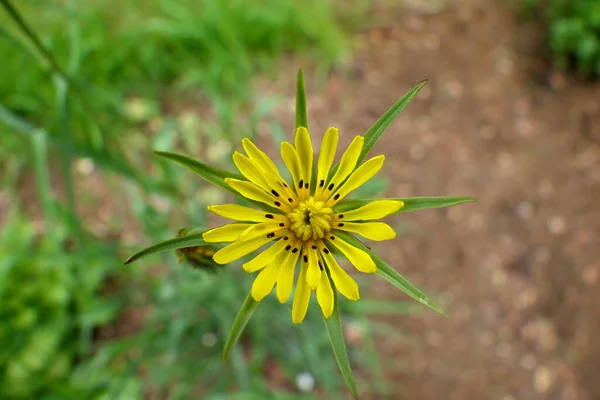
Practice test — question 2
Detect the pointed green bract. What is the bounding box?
[358,79,429,164]
[223,293,260,362]
[323,289,358,399]
[335,231,446,316]
[335,196,477,215]
[125,231,207,264]
[295,69,308,130]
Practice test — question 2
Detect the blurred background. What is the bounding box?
[1,0,599,399]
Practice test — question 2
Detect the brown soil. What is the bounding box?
[256,0,600,399]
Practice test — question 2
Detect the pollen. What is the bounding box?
[287,197,333,241]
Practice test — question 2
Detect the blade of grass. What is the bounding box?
[31,130,55,222]
[125,231,208,264]
[334,196,477,215]
[222,293,259,362]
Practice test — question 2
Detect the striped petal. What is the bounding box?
[226,178,290,212]
[295,127,313,185]
[239,222,285,241]
[321,250,359,301]
[213,233,282,264]
[251,259,282,301]
[336,200,404,221]
[242,138,280,176]
[327,235,376,273]
[316,127,338,195]
[208,204,282,222]
[232,152,271,192]
[334,222,396,241]
[328,155,385,205]
[316,271,334,318]
[281,142,303,191]
[243,237,289,273]
[326,136,364,195]
[292,265,311,324]
[305,243,321,290]
[276,249,301,303]
[203,223,252,243]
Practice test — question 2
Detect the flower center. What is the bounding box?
[287,197,333,241]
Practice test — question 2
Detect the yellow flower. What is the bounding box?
[203,126,404,323]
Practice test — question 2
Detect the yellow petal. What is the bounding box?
[321,250,359,301]
[243,237,289,273]
[292,265,311,324]
[327,136,364,194]
[327,235,376,273]
[203,223,252,243]
[334,222,396,241]
[305,244,321,290]
[294,127,313,185]
[251,260,282,301]
[238,221,285,241]
[225,178,290,212]
[281,142,303,191]
[316,127,339,195]
[242,138,280,176]
[232,152,271,192]
[337,200,404,221]
[329,155,385,205]
[316,270,334,318]
[207,204,280,222]
[213,234,280,264]
[276,249,301,303]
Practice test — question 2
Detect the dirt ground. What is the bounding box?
[273,0,599,399]
[253,0,600,398]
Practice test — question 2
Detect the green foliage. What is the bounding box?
[0,213,129,399]
[523,0,600,76]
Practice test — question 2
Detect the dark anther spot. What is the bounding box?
[323,248,330,254]
[279,223,285,227]
[338,214,344,219]
[292,248,298,253]
[282,182,288,188]
[318,261,323,271]
[330,236,335,240]
[328,183,334,190]
[265,214,274,219]
[304,182,309,189]
[303,255,308,263]
[338,223,344,227]
[271,190,280,197]
[285,245,291,251]
[267,233,275,238]
[284,236,289,240]
[333,194,340,200]
[274,201,281,207]
[298,180,304,189]
[288,198,293,202]
[319,180,324,187]
[311,245,316,249]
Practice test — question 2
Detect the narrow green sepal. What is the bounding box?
[358,79,429,164]
[323,290,359,399]
[222,293,260,362]
[335,196,477,215]
[125,231,207,264]
[295,69,308,130]
[335,231,446,316]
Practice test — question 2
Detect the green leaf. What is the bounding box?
[358,80,428,164]
[223,293,260,362]
[295,68,308,130]
[125,231,207,264]
[323,290,358,399]
[335,231,446,316]
[154,151,276,211]
[335,196,477,215]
